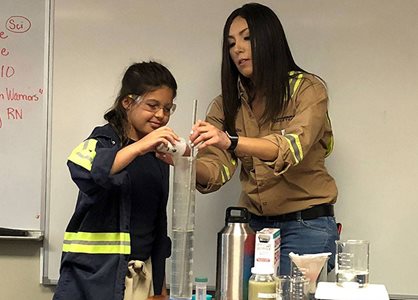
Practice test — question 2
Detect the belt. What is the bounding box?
[250,204,334,222]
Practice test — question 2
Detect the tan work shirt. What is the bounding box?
[196,72,337,216]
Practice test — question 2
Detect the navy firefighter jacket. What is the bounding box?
[53,124,171,300]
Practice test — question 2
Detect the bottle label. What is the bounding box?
[257,292,276,299]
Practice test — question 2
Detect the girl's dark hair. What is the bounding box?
[221,3,305,133]
[104,61,177,145]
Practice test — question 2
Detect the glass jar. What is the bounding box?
[248,266,276,300]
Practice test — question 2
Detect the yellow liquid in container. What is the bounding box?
[248,278,276,300]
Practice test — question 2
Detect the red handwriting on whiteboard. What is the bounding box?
[0,87,42,129]
[7,107,23,120]
[6,16,31,33]
[0,30,8,39]
[1,48,9,56]
[0,87,40,101]
[0,65,15,78]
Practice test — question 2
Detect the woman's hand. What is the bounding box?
[189,120,230,151]
[189,120,279,161]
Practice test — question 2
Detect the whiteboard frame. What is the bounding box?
[41,0,54,284]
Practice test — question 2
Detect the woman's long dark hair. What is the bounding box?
[104,61,177,145]
[221,3,305,134]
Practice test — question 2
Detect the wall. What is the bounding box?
[0,240,54,299]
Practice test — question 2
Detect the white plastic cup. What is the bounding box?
[156,137,187,157]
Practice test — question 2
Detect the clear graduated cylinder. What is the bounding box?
[170,156,196,300]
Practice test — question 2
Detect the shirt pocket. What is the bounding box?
[239,155,254,172]
[270,115,294,135]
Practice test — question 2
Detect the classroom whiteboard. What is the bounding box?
[44,1,418,298]
[0,0,51,232]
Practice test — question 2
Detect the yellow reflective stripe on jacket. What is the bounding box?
[325,136,334,158]
[63,232,131,254]
[220,158,236,184]
[284,134,303,165]
[220,165,231,184]
[325,113,334,157]
[291,73,303,97]
[67,139,98,171]
[286,72,304,164]
[231,157,237,166]
[289,71,304,98]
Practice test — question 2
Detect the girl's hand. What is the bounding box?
[155,142,192,165]
[112,127,181,174]
[134,126,180,155]
[189,120,230,150]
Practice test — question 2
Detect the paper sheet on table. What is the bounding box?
[315,282,389,300]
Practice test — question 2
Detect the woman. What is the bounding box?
[54,61,180,300]
[190,3,339,275]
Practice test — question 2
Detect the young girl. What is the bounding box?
[53,61,180,300]
[190,3,339,276]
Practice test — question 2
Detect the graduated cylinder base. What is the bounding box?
[170,229,194,300]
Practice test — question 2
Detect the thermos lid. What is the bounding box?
[225,206,251,224]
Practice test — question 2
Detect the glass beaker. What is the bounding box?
[335,240,369,288]
[291,276,309,300]
[289,252,330,296]
[277,275,310,300]
[276,275,292,300]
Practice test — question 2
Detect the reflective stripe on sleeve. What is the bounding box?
[325,113,334,157]
[221,165,231,184]
[67,139,98,171]
[291,73,304,97]
[325,135,334,158]
[284,134,303,165]
[231,158,237,166]
[63,231,131,254]
[289,71,304,98]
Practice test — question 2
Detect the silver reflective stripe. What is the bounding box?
[285,134,303,164]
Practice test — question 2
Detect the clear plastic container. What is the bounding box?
[248,266,276,300]
[194,277,208,300]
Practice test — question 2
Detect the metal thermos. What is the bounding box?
[215,207,255,300]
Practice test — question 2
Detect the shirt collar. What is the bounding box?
[237,77,250,103]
